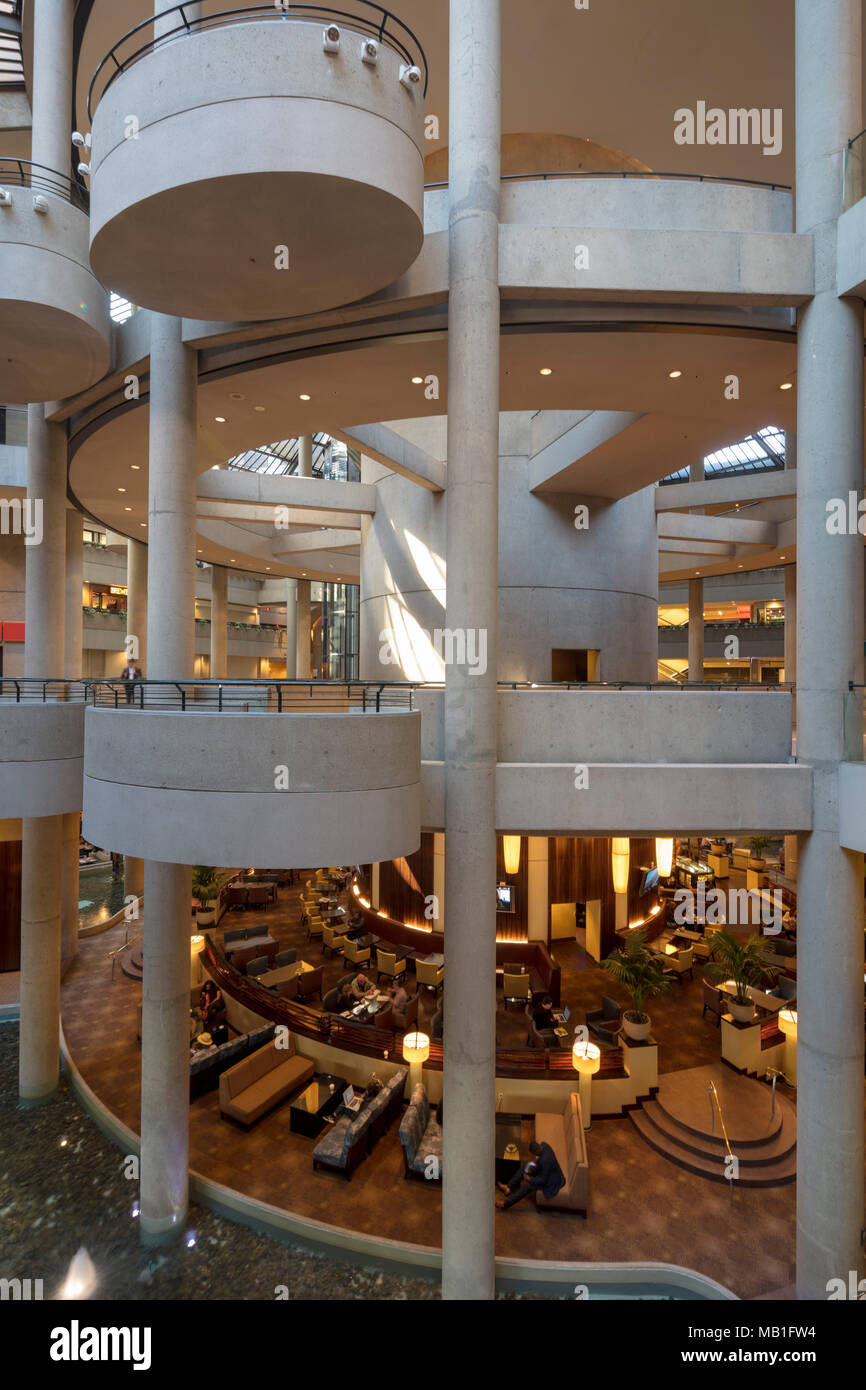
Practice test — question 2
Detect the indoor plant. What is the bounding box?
[704,930,777,1022]
[192,865,219,927]
[747,835,770,869]
[601,927,673,1041]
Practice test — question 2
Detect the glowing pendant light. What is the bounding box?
[502,835,521,875]
[655,837,674,879]
[611,838,630,894]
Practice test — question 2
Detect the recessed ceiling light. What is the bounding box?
[229,392,244,400]
[198,549,202,554]
[230,558,236,563]
[411,376,423,385]
[780,382,793,390]
[299,394,311,401]
[130,464,140,470]
[780,555,786,559]
[140,522,147,527]
[117,487,126,492]
[669,370,682,379]
[215,416,226,423]
[539,367,553,376]
[124,506,132,511]
[254,405,265,413]
[302,572,307,577]
[695,571,700,575]
[265,566,270,571]
[211,465,220,470]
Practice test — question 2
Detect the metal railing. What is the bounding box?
[88,2,428,118]
[0,157,89,211]
[707,1079,737,1197]
[86,678,416,711]
[425,170,792,193]
[0,678,91,703]
[497,680,793,693]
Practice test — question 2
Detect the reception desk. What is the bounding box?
[675,856,715,891]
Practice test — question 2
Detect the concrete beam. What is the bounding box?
[530,411,643,493]
[331,423,446,492]
[657,511,778,547]
[656,470,798,511]
[196,469,377,515]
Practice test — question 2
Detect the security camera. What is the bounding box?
[77,162,91,177]
[399,64,422,89]
[0,188,12,207]
[323,24,340,53]
[32,194,49,213]
[361,39,378,65]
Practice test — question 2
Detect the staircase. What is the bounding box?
[629,1064,796,1187]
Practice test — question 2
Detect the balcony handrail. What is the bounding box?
[88,2,428,119]
[425,170,793,193]
[85,677,417,711]
[707,1079,737,1195]
[0,156,89,211]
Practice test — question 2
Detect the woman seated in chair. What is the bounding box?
[197,980,225,1031]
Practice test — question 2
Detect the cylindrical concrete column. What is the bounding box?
[433,832,445,933]
[64,510,83,678]
[25,408,66,674]
[296,579,311,677]
[154,1,201,44]
[140,860,191,1243]
[794,0,865,1301]
[31,0,74,178]
[284,578,298,679]
[785,430,797,472]
[140,312,196,1243]
[146,315,197,679]
[442,0,500,1302]
[209,566,227,680]
[687,578,704,682]
[127,538,148,673]
[297,435,313,478]
[60,810,79,970]
[19,816,62,1101]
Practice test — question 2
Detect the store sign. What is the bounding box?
[109,586,128,596]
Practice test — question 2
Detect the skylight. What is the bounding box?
[660,425,786,484]
[0,2,23,87]
[109,293,136,324]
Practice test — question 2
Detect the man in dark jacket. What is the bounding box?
[496,1139,565,1209]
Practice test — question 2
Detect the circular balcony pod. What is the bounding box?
[88,17,426,322]
[0,163,110,402]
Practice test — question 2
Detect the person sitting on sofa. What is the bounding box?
[197,980,225,1031]
[349,972,373,1002]
[495,1139,565,1210]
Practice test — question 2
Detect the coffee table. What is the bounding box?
[289,1073,347,1137]
[495,1113,531,1183]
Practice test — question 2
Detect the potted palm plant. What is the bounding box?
[704,930,777,1022]
[601,928,673,1041]
[192,865,219,927]
[747,836,770,870]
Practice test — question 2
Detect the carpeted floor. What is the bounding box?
[55,871,807,1299]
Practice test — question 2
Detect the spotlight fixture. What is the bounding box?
[76,163,91,178]
[72,131,91,150]
[32,195,49,214]
[668,370,682,378]
[399,64,422,89]
[323,24,340,53]
[0,189,12,207]
[361,38,378,65]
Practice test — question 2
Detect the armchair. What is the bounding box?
[502,970,532,1010]
[344,937,371,967]
[701,980,723,1026]
[416,959,444,994]
[296,966,323,1002]
[586,995,621,1046]
[377,949,407,985]
[663,946,695,983]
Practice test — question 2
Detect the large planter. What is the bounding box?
[748,856,766,871]
[195,905,217,929]
[622,1010,652,1042]
[728,997,755,1023]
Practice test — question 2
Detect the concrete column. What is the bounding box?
[784,563,797,685]
[296,579,311,677]
[794,0,865,1300]
[284,578,298,679]
[154,2,201,44]
[785,430,797,472]
[64,510,83,678]
[146,315,197,678]
[31,0,73,178]
[687,578,704,682]
[141,313,196,1243]
[526,837,549,942]
[127,538,148,672]
[297,435,313,478]
[60,810,79,970]
[442,0,500,1303]
[18,816,62,1101]
[433,832,446,933]
[25,408,66,673]
[209,566,227,680]
[140,860,190,1243]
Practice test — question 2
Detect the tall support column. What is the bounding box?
[64,509,83,678]
[296,580,311,677]
[784,563,797,685]
[297,435,313,477]
[127,537,148,673]
[795,0,865,1300]
[31,0,74,177]
[154,1,201,44]
[284,578,298,679]
[141,313,197,1244]
[687,578,704,682]
[442,0,500,1302]
[209,566,227,680]
[60,810,79,970]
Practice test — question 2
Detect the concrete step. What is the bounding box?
[639,1098,797,1165]
[629,1107,796,1187]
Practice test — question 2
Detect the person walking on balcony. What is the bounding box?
[120,661,142,704]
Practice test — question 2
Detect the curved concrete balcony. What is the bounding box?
[0,681,86,815]
[0,160,110,402]
[82,681,421,865]
[87,8,426,321]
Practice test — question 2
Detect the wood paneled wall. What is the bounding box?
[377,834,434,929]
[0,839,22,973]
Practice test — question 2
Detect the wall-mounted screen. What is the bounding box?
[496,882,516,913]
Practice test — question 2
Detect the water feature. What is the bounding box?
[78,863,128,930]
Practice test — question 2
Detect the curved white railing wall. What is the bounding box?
[0,704,85,815]
[83,707,421,864]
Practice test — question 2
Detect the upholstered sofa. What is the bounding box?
[312,1068,408,1179]
[190,1024,275,1100]
[534,1092,589,1215]
[399,1082,443,1181]
[218,1034,314,1127]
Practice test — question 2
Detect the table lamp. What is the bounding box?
[402,1030,430,1093]
[572,1039,601,1130]
[778,1008,798,1086]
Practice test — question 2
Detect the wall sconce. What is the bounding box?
[502,835,521,875]
[611,838,630,895]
